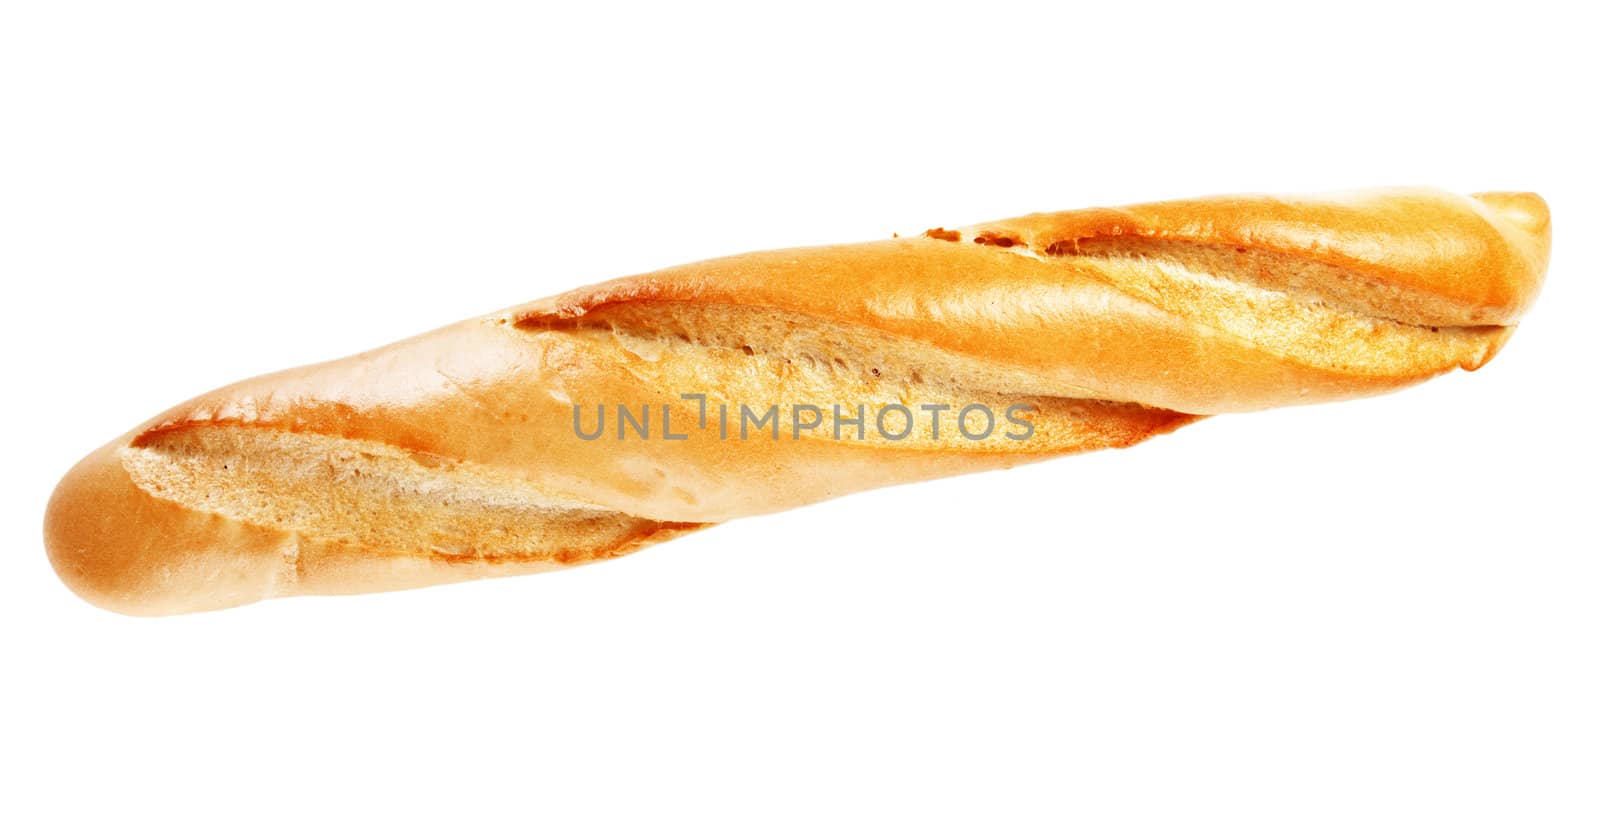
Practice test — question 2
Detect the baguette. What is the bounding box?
[44,187,1552,615]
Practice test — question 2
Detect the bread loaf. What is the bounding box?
[43,187,1552,615]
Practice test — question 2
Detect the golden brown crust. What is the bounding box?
[954,188,1550,325]
[45,435,707,616]
[43,187,1551,615]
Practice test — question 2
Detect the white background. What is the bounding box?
[2,2,1595,831]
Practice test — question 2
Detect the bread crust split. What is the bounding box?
[43,187,1551,615]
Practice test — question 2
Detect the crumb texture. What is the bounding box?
[530,299,1190,451]
[124,426,695,563]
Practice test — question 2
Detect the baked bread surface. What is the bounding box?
[44,188,1551,614]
